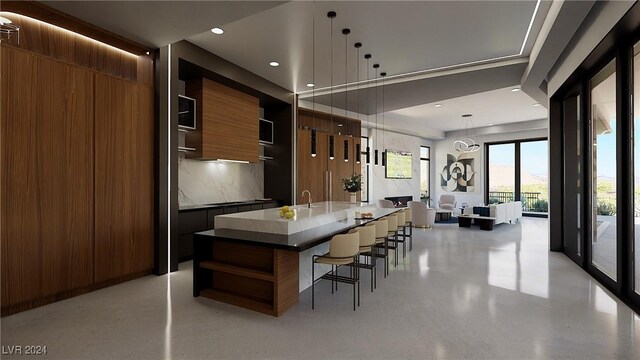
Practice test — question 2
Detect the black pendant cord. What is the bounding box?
[328,11,336,161]
[355,42,362,164]
[381,72,386,167]
[310,1,317,157]
[343,28,350,163]
[373,63,379,166]
[364,53,371,164]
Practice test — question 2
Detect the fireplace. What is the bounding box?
[384,195,413,208]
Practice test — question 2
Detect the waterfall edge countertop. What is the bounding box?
[195,205,400,251]
[213,201,384,235]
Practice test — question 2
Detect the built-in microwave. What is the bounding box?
[178,95,196,130]
[259,118,274,144]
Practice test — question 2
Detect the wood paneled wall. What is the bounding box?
[94,74,154,282]
[296,109,362,204]
[0,12,153,85]
[298,108,361,138]
[0,8,154,315]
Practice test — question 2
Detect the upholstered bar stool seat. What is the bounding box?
[372,218,390,278]
[312,232,361,310]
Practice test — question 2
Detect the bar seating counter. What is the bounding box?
[193,202,399,316]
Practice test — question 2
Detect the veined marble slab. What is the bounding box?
[214,201,376,235]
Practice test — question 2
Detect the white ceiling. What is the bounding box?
[41,0,554,136]
[188,0,545,93]
[42,1,286,48]
[381,86,547,132]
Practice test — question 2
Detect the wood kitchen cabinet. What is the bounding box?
[297,129,361,204]
[94,74,154,282]
[186,78,260,162]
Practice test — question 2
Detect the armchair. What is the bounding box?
[438,194,456,211]
[408,201,436,228]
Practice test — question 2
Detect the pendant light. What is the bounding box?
[373,63,379,166]
[310,2,317,157]
[328,11,336,161]
[355,43,362,164]
[342,28,350,163]
[364,53,371,164]
[381,72,387,167]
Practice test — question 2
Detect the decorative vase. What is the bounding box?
[349,192,357,204]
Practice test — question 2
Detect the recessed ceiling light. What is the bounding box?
[533,103,541,107]
[488,123,494,126]
[269,61,280,67]
[210,27,224,35]
[462,114,473,117]
[511,87,520,92]
[306,83,315,88]
[337,123,344,127]
[434,104,442,108]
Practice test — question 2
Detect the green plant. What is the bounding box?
[342,174,362,193]
[597,201,616,216]
[531,199,548,212]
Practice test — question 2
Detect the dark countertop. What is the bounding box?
[179,199,277,212]
[193,207,400,252]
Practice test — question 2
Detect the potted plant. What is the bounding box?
[342,174,362,203]
[420,191,431,207]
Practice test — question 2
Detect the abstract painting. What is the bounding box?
[440,153,476,192]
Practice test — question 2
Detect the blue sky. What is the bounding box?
[489,140,548,175]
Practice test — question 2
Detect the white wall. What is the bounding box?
[364,127,433,204]
[433,128,548,208]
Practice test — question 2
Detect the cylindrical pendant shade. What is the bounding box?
[366,147,371,164]
[356,143,361,163]
[329,135,335,160]
[374,149,379,166]
[344,139,349,162]
[382,150,386,167]
[311,129,317,157]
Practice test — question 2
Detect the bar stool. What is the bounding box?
[386,214,400,267]
[403,208,413,251]
[354,223,377,292]
[394,211,407,259]
[312,231,360,311]
[372,218,390,278]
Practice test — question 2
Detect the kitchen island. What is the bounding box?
[193,202,399,316]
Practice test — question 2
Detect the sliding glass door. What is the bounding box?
[634,42,640,295]
[486,139,548,214]
[590,59,618,281]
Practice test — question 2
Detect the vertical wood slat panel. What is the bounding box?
[1,45,94,304]
[94,74,154,282]
[39,51,95,297]
[186,78,259,162]
[1,46,42,305]
[0,13,153,85]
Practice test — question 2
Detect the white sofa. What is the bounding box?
[462,201,522,225]
[489,201,522,224]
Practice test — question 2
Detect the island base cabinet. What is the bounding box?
[194,237,299,316]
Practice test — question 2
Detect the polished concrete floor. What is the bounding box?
[2,218,639,359]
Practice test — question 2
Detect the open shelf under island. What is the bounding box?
[193,202,399,316]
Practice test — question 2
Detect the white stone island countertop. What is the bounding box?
[214,201,377,235]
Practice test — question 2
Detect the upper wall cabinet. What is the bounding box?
[185,78,259,162]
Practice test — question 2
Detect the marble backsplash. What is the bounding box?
[178,157,264,206]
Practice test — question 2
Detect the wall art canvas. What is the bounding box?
[440,153,476,192]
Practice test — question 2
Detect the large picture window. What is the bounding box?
[485,139,548,214]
